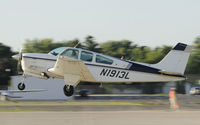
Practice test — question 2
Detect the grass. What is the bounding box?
[77,94,168,97]
[0,100,163,112]
[0,101,157,106]
[0,109,42,112]
[0,101,160,112]
[192,102,200,105]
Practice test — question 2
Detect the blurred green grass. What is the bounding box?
[0,101,158,106]
[76,94,168,97]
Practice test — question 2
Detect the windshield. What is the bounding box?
[49,47,66,56]
[61,49,79,59]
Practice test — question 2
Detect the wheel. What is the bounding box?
[63,85,74,96]
[18,83,25,90]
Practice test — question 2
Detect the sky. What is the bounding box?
[0,0,200,51]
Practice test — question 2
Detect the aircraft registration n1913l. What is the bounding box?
[12,43,192,96]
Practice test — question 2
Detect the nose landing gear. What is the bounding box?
[18,74,26,90]
[63,85,74,96]
[18,83,25,90]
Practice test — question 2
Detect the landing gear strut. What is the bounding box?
[63,85,74,97]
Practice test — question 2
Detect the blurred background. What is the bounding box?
[1,35,200,100]
[0,0,200,99]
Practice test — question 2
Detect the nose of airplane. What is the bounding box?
[12,54,20,60]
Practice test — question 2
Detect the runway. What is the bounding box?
[1,94,200,111]
[1,95,200,125]
[1,111,200,125]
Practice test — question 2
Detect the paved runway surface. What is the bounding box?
[1,94,200,111]
[1,111,200,125]
[1,95,200,125]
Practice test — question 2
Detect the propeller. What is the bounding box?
[17,48,23,74]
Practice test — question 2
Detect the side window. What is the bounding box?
[96,55,113,65]
[81,51,93,62]
[61,49,79,59]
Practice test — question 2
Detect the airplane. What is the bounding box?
[12,43,192,96]
[0,89,46,101]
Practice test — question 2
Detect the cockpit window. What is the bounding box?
[61,49,79,59]
[96,55,113,65]
[49,47,66,56]
[80,51,93,62]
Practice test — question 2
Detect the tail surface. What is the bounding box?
[152,43,193,75]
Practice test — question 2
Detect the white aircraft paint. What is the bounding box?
[12,43,192,96]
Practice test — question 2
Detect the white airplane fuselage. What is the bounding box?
[12,43,192,96]
[21,51,185,84]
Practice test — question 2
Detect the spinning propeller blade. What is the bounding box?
[17,48,23,74]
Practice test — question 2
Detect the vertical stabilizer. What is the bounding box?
[152,43,193,74]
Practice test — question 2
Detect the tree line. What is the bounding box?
[24,36,172,64]
[23,35,200,74]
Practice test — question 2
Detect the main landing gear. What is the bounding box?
[63,85,74,97]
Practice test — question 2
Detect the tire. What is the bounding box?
[63,85,74,96]
[18,83,25,90]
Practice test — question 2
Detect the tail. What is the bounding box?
[152,43,193,75]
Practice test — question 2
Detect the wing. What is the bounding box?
[48,56,96,86]
[8,89,47,93]
[7,96,23,98]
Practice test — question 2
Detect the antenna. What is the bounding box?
[74,41,80,48]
